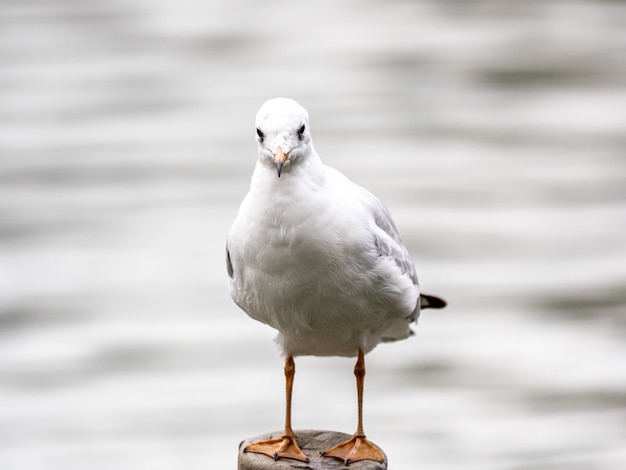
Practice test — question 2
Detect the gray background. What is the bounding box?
[1,1,625,469]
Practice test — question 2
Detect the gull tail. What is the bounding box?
[420,294,447,309]
[381,293,447,343]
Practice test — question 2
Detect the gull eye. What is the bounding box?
[256,128,264,142]
[298,124,305,138]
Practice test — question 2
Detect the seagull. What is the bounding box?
[226,98,446,464]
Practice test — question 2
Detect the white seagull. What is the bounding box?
[227,98,446,464]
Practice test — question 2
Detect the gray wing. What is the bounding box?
[365,192,448,314]
[368,195,419,287]
[361,190,422,326]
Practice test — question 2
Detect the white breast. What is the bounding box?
[227,163,418,357]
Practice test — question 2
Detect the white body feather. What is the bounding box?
[227,98,420,357]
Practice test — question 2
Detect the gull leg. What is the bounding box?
[244,356,308,462]
[323,349,385,464]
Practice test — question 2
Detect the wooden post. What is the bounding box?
[238,430,388,469]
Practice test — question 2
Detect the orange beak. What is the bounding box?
[274,146,289,177]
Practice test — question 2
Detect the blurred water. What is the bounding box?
[1,1,626,469]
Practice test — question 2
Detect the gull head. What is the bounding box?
[255,98,312,177]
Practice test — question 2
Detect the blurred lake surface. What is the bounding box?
[1,1,625,469]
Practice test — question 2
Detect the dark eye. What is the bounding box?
[298,124,305,137]
[256,128,264,141]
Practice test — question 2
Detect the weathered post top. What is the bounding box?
[238,430,388,470]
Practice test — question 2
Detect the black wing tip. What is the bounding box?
[420,294,447,309]
[226,245,234,279]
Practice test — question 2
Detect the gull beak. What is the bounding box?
[274,146,289,177]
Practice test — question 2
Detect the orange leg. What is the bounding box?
[323,349,385,464]
[244,356,308,462]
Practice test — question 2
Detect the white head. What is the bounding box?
[254,98,312,177]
